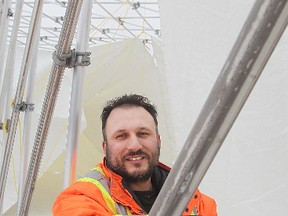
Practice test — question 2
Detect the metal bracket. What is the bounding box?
[13,101,35,112]
[101,28,109,34]
[8,8,13,17]
[155,29,161,36]
[52,49,91,68]
[117,17,124,25]
[132,2,140,10]
[143,39,149,44]
[0,119,11,132]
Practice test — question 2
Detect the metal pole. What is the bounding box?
[0,0,12,119]
[149,1,288,215]
[0,0,24,121]
[0,0,24,166]
[0,0,43,215]
[63,0,92,188]
[16,38,39,216]
[18,1,84,215]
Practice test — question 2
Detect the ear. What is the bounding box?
[102,141,107,156]
[157,134,162,148]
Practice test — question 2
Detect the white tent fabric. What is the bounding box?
[159,0,288,215]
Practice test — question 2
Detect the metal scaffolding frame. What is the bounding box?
[0,1,161,215]
[0,0,12,109]
[0,0,43,214]
[16,33,40,216]
[0,0,23,127]
[7,0,161,52]
[17,1,84,215]
[1,0,287,215]
[63,0,93,188]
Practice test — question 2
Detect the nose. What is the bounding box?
[127,134,142,151]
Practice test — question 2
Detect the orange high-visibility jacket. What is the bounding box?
[53,159,217,215]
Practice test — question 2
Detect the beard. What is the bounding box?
[106,144,160,183]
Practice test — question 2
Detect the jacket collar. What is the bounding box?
[100,158,201,214]
[100,158,143,213]
[100,158,171,213]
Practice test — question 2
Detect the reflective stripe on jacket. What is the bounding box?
[53,159,217,215]
[78,166,132,215]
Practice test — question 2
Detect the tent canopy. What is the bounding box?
[1,0,288,215]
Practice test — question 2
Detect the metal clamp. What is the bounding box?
[132,2,140,10]
[13,101,35,112]
[52,49,91,68]
[0,119,11,132]
[8,8,13,17]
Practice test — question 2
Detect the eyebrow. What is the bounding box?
[113,127,152,134]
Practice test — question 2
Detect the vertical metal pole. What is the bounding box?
[0,0,43,215]
[0,0,12,119]
[149,1,288,215]
[16,39,39,215]
[0,0,11,84]
[0,0,24,164]
[63,0,92,188]
[0,0,24,121]
[18,1,84,215]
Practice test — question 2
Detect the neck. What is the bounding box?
[129,178,153,191]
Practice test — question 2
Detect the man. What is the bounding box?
[53,94,217,215]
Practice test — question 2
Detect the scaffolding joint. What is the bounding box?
[132,2,140,10]
[8,8,14,17]
[13,101,35,112]
[155,29,161,36]
[52,49,91,68]
[0,119,11,132]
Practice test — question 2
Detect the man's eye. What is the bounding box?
[116,134,127,139]
[138,132,149,137]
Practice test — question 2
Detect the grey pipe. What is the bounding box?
[0,1,44,214]
[18,1,84,215]
[0,0,23,121]
[63,0,92,188]
[149,0,288,215]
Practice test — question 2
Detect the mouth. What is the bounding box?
[126,156,145,161]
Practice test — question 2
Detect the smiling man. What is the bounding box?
[53,94,217,215]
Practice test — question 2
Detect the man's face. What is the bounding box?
[103,106,161,183]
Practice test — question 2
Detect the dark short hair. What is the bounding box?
[101,94,158,139]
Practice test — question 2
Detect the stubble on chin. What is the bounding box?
[106,147,160,183]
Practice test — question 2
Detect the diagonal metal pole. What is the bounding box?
[149,1,288,215]
[18,1,84,215]
[0,0,43,215]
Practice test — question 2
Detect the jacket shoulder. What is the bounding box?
[198,190,217,216]
[185,189,217,216]
[53,180,113,215]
